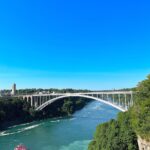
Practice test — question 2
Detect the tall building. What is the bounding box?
[11,83,16,95]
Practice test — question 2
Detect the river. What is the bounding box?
[0,101,119,150]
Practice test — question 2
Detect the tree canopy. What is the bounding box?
[88,74,150,150]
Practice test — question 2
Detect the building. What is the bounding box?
[11,83,16,95]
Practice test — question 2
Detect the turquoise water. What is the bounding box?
[0,101,119,150]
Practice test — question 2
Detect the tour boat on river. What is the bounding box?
[14,144,28,150]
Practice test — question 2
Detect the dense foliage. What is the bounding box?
[88,112,138,150]
[88,75,150,150]
[0,97,91,130]
[0,97,32,129]
[130,75,150,140]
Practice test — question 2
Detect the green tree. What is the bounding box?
[89,74,150,150]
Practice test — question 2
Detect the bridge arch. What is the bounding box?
[36,94,126,112]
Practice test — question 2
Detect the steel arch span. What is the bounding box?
[35,94,127,112]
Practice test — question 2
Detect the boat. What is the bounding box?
[14,144,28,150]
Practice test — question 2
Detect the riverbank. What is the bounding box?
[0,97,91,130]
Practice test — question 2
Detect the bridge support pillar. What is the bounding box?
[118,94,121,106]
[131,92,133,106]
[35,98,38,108]
[124,94,127,110]
[40,96,42,105]
[113,94,115,103]
[107,94,109,101]
[31,96,33,107]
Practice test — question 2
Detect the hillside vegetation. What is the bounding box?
[88,75,150,150]
[0,97,91,130]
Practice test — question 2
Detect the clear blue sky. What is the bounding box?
[0,0,150,90]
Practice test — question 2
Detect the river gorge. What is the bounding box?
[0,100,119,150]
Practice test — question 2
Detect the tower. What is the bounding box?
[12,83,16,95]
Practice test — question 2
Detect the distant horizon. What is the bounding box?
[0,86,133,91]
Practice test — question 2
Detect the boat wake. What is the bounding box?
[0,124,41,136]
[50,120,60,123]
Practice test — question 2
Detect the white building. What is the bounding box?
[11,83,16,95]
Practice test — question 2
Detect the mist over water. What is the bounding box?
[0,101,119,150]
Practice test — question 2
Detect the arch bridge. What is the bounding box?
[22,91,134,112]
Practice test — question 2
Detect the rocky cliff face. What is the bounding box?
[138,136,150,150]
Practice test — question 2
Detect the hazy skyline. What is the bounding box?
[0,0,150,90]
